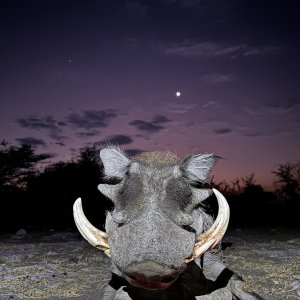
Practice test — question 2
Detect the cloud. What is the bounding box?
[15,137,46,148]
[17,115,59,131]
[214,128,232,135]
[75,130,100,138]
[101,134,133,145]
[162,40,280,58]
[241,132,261,137]
[129,120,164,133]
[16,109,118,146]
[49,132,67,142]
[16,115,67,142]
[245,97,300,116]
[200,73,234,83]
[241,130,290,137]
[163,102,198,114]
[66,109,118,129]
[241,131,270,137]
[151,114,172,124]
[243,46,280,57]
[17,109,117,143]
[202,101,221,108]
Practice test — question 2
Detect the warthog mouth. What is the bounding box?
[122,262,187,290]
[123,272,179,290]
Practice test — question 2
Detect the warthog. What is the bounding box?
[73,146,261,299]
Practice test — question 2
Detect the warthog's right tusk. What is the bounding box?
[185,188,230,263]
[73,198,111,257]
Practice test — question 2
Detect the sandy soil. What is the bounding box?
[222,229,300,300]
[0,229,299,300]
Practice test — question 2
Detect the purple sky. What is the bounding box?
[1,0,300,187]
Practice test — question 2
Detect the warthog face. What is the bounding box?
[73,147,229,290]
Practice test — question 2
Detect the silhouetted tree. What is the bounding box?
[0,140,51,191]
[241,173,256,188]
[273,162,300,203]
[211,173,279,227]
[270,162,300,226]
[0,140,52,232]
[26,146,112,230]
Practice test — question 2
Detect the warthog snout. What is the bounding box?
[123,260,187,289]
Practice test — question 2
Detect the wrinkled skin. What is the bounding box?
[95,147,262,299]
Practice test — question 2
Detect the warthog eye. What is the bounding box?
[182,225,196,233]
[111,210,127,226]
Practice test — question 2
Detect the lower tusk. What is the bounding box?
[185,188,230,263]
[73,198,111,256]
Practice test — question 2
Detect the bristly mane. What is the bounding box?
[133,151,180,168]
[101,145,180,168]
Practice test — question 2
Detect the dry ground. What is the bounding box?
[0,229,299,300]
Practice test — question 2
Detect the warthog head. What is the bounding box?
[73,146,229,290]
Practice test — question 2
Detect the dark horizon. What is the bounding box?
[1,142,299,233]
[1,139,295,191]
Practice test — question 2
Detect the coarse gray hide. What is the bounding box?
[98,147,218,290]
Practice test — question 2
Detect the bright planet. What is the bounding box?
[176,91,181,97]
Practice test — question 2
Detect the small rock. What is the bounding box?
[288,238,300,245]
[0,265,7,277]
[69,257,79,263]
[46,251,58,256]
[291,281,300,296]
[10,228,27,240]
[16,229,27,235]
[0,252,26,263]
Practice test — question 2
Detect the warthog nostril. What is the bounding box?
[161,275,176,283]
[127,274,137,280]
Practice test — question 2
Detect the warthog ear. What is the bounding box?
[181,153,220,184]
[100,147,130,178]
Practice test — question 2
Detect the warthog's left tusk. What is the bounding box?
[185,188,230,263]
[73,198,111,257]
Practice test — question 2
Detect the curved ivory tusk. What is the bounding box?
[73,198,111,257]
[185,188,230,263]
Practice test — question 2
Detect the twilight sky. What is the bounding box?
[1,0,300,187]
